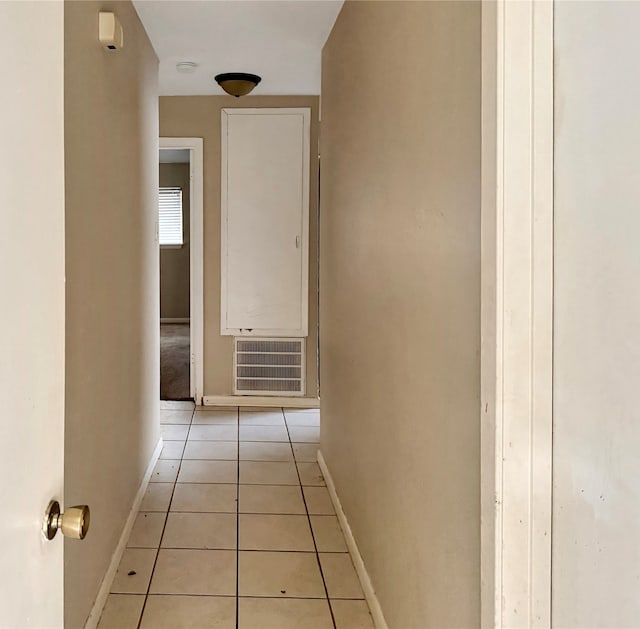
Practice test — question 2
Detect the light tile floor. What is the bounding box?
[98,405,375,629]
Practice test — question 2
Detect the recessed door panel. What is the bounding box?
[221,108,310,337]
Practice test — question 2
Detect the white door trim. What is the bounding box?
[481,1,554,627]
[160,137,204,404]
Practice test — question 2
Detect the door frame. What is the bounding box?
[159,137,204,404]
[481,1,554,627]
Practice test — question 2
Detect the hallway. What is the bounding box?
[98,404,373,628]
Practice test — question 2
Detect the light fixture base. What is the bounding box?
[214,72,261,98]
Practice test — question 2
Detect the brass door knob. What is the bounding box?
[43,500,90,541]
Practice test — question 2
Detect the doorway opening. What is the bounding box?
[159,138,204,403]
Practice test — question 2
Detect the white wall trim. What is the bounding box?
[160,317,190,324]
[83,437,163,629]
[202,395,319,409]
[160,137,204,404]
[317,451,388,629]
[481,1,554,627]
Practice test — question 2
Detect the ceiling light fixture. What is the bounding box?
[176,61,198,74]
[214,72,261,97]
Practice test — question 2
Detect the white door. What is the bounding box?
[221,108,310,337]
[552,3,640,625]
[0,2,66,625]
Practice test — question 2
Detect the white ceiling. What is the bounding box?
[132,0,344,96]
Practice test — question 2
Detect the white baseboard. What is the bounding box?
[84,437,163,629]
[203,395,320,409]
[317,450,388,629]
[160,317,190,324]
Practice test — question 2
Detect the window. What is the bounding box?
[158,187,183,246]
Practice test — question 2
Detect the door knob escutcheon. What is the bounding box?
[43,501,90,541]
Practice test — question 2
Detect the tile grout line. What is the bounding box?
[282,407,337,629]
[135,404,196,629]
[161,458,319,463]
[123,407,331,626]
[126,547,346,554]
[118,592,364,600]
[139,512,341,518]
[235,405,240,629]
[151,481,317,487]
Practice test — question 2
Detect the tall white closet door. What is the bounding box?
[552,4,640,626]
[221,108,310,337]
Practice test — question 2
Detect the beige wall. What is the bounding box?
[159,96,319,397]
[64,2,159,627]
[320,2,481,627]
[160,163,190,319]
[553,2,640,625]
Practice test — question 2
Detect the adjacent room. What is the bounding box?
[159,148,191,401]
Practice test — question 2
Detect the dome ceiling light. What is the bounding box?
[214,72,262,97]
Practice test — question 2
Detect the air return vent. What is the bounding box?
[234,337,305,396]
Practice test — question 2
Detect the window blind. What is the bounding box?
[158,187,183,245]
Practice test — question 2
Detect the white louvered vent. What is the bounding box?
[234,337,305,396]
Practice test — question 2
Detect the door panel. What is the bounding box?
[221,108,310,337]
[553,3,640,626]
[0,2,65,625]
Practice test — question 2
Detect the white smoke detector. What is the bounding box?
[99,12,124,51]
[176,62,198,74]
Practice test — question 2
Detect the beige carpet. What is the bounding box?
[160,323,190,400]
